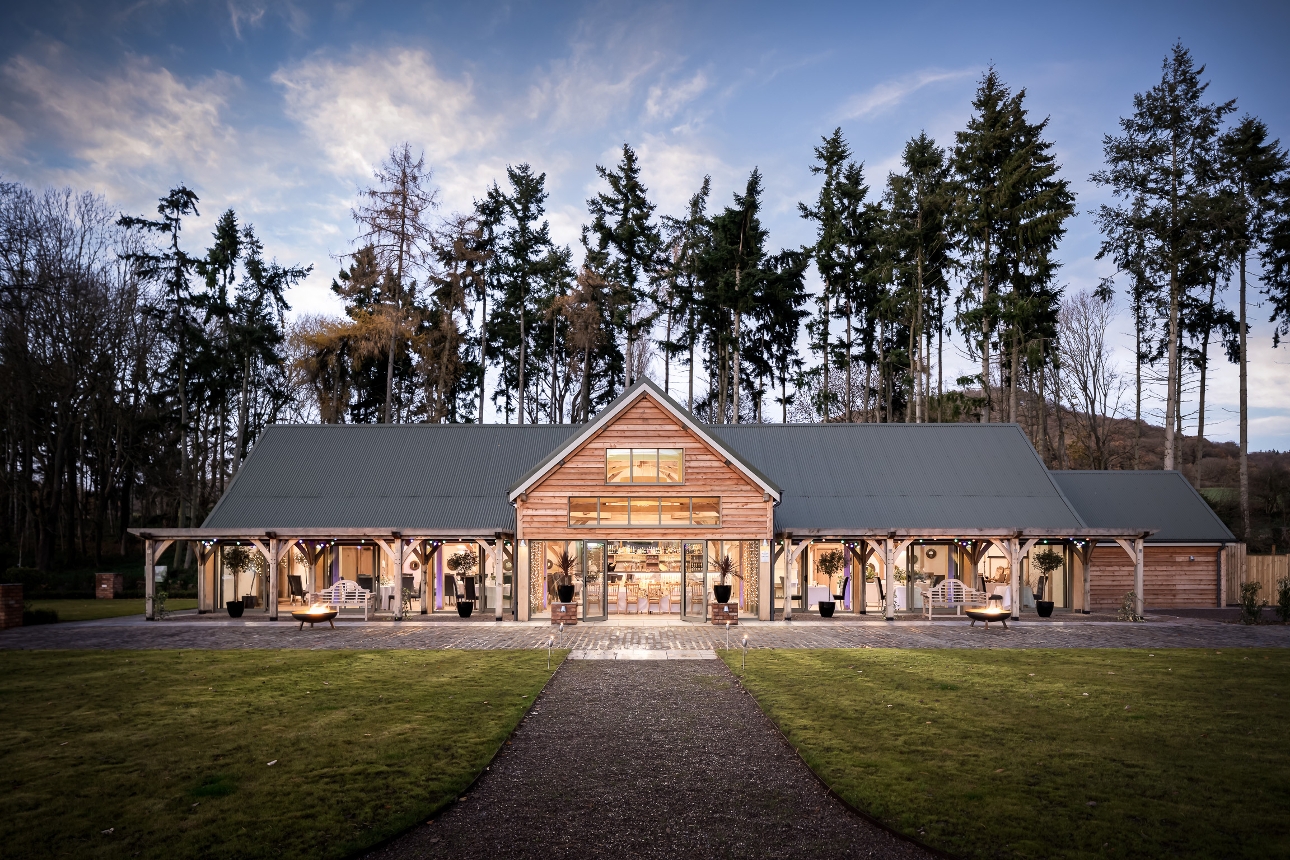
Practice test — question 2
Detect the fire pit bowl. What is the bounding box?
[291,607,338,629]
[965,606,1011,629]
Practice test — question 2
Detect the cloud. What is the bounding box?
[0,43,238,200]
[839,67,975,120]
[645,70,709,121]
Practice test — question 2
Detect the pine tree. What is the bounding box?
[585,144,662,391]
[1220,116,1290,539]
[1092,43,1234,470]
[800,128,852,420]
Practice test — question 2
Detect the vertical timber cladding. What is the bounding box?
[1087,544,1221,611]
[515,395,775,543]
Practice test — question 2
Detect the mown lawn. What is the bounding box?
[25,599,198,622]
[721,648,1290,860]
[0,649,559,859]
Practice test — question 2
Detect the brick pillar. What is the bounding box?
[0,583,23,629]
[96,573,123,599]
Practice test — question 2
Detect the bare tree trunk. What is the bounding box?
[1239,248,1250,539]
[478,287,488,423]
[980,232,992,423]
[732,309,741,423]
[1009,334,1019,424]
[687,314,695,413]
[845,299,853,422]
[1163,142,1181,470]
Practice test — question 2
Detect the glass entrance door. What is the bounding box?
[582,541,607,621]
[682,540,706,622]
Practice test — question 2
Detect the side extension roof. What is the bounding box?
[1049,470,1235,543]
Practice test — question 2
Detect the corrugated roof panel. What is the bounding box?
[1050,470,1234,542]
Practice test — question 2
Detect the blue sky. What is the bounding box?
[2,1,1288,446]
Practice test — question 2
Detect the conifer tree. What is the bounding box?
[1093,43,1234,469]
[585,144,661,391]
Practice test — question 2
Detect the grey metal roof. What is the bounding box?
[202,423,579,532]
[708,423,1088,533]
[1050,470,1235,543]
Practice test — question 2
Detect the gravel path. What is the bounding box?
[364,659,934,860]
[3,617,1289,651]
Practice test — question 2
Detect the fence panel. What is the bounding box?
[1243,554,1288,605]
[1225,544,1247,606]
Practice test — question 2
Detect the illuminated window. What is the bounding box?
[630,497,660,525]
[566,496,720,527]
[605,448,684,483]
[691,497,721,526]
[631,449,658,482]
[600,497,629,525]
[658,449,683,482]
[569,498,598,526]
[660,497,690,525]
[605,449,631,483]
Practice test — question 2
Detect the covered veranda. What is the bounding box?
[130,528,516,622]
[770,528,1157,621]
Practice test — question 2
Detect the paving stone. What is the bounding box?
[2,616,1288,651]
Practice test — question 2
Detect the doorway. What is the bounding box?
[682,540,707,622]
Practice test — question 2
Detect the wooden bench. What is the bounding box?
[920,579,988,619]
[313,580,373,620]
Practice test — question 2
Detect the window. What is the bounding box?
[630,497,661,525]
[660,497,690,526]
[567,496,720,527]
[569,497,598,526]
[605,450,631,483]
[658,449,683,482]
[600,497,629,525]
[605,448,684,483]
[691,497,721,526]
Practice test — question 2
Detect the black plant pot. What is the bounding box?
[557,584,575,604]
[713,584,732,604]
[226,600,245,618]
[818,600,836,618]
[457,602,474,618]
[1036,600,1055,618]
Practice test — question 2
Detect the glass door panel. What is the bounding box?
[682,541,706,622]
[583,541,607,621]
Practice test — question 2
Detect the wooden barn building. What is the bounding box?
[132,379,1233,623]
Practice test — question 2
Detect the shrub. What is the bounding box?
[1239,581,1266,624]
[1274,577,1290,623]
[1117,591,1143,622]
[22,607,58,625]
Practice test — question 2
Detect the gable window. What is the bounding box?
[606,448,683,483]
[567,497,720,527]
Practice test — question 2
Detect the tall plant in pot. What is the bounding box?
[712,555,741,604]
[815,549,845,618]
[223,545,251,617]
[1032,548,1063,618]
[447,548,478,617]
[551,549,577,604]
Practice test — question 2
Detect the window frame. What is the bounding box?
[604,447,685,484]
[566,496,720,528]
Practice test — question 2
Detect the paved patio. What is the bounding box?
[363,658,936,860]
[3,614,1289,650]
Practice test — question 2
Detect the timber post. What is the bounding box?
[145,539,156,621]
[267,535,280,621]
[1134,536,1145,618]
[884,533,896,620]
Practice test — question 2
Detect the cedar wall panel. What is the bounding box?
[1088,545,1220,610]
[516,396,773,541]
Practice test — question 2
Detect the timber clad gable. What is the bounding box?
[515,396,773,541]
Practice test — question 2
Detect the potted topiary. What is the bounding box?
[712,554,741,604]
[1032,548,1063,618]
[223,545,250,617]
[447,548,478,617]
[552,549,577,604]
[815,549,845,618]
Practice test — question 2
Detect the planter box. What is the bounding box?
[710,602,738,625]
[96,573,124,599]
[0,583,22,629]
[551,602,579,625]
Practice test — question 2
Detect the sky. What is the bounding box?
[1,0,1288,447]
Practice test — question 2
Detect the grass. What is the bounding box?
[0,649,560,859]
[720,648,1290,860]
[24,599,198,622]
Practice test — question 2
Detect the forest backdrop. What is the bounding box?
[3,44,1290,580]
